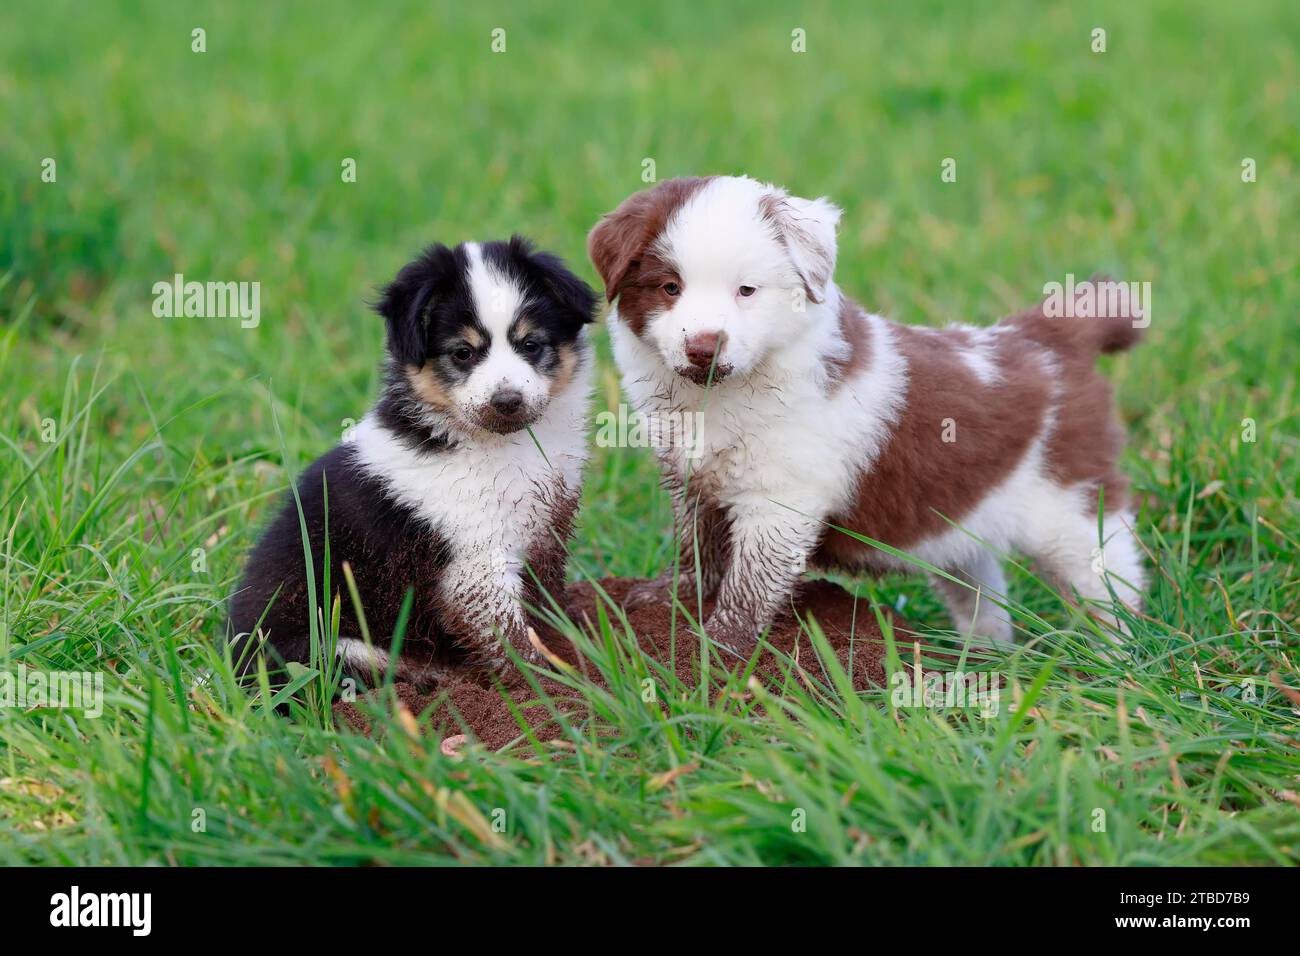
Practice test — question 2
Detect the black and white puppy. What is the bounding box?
[230,237,597,684]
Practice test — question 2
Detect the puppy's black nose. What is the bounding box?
[490,388,525,416]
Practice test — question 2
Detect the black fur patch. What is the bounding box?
[228,444,455,678]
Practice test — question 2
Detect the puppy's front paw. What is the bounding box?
[704,613,759,657]
[624,577,672,610]
[624,572,717,608]
[507,635,546,669]
[465,630,542,674]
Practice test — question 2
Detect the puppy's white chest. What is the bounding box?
[682,422,778,496]
[436,450,552,553]
[351,416,572,563]
[672,389,844,503]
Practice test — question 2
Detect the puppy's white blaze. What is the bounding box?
[464,242,525,338]
[459,242,548,408]
[657,178,796,286]
[463,338,547,409]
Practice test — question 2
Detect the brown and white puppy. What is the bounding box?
[231,237,597,684]
[589,175,1145,652]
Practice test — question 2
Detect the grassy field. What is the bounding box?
[1,0,1298,865]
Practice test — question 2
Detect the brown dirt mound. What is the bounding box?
[334,577,897,751]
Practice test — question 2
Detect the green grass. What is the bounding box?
[2,0,1298,865]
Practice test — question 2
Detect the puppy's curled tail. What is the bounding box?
[1006,273,1146,360]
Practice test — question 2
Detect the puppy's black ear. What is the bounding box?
[510,235,598,327]
[374,244,456,367]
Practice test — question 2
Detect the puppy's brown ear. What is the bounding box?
[760,190,842,304]
[587,191,655,303]
[588,177,711,302]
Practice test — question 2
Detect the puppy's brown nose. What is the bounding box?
[684,331,726,369]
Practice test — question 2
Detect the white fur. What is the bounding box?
[613,302,906,521]
[610,175,1145,647]
[336,637,448,683]
[335,637,391,676]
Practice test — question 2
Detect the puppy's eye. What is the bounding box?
[662,281,681,296]
[520,338,541,355]
[738,285,757,297]
[451,346,475,363]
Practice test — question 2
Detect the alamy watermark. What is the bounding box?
[152,273,260,328]
[595,404,705,459]
[1,665,104,718]
[891,667,1000,718]
[1042,273,1150,328]
[50,886,151,936]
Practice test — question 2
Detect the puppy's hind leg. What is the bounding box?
[336,637,445,691]
[929,547,1015,647]
[1096,511,1146,613]
[1028,508,1146,641]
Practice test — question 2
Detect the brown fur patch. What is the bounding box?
[613,252,685,337]
[1043,356,1130,514]
[549,343,581,398]
[510,315,536,340]
[587,177,712,334]
[404,364,453,412]
[826,296,872,393]
[1007,276,1146,357]
[816,321,1053,563]
[1006,291,1138,514]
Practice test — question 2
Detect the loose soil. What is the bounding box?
[334,577,900,751]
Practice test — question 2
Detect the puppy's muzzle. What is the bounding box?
[475,386,537,434]
[490,388,525,416]
[680,331,730,384]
